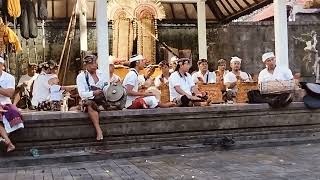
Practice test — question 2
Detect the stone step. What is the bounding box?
[2,123,320,157]
[1,136,319,168]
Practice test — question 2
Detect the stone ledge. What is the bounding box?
[21,102,308,121]
[2,102,320,159]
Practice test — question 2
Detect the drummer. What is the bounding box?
[224,57,252,101]
[192,59,216,84]
[252,52,294,107]
[123,55,175,109]
[258,52,293,83]
[76,54,107,141]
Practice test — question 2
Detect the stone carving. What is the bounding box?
[108,0,165,63]
[294,31,319,82]
[304,0,320,8]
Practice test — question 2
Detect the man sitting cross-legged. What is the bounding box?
[169,58,208,107]
[13,63,38,109]
[224,57,252,102]
[192,59,216,84]
[123,55,175,109]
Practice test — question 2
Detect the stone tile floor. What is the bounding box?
[1,143,320,180]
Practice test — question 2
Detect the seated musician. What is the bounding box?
[252,52,293,107]
[109,56,121,83]
[169,56,179,73]
[192,59,216,84]
[13,63,38,109]
[169,58,207,107]
[0,57,23,152]
[76,54,106,141]
[123,55,174,109]
[154,60,170,88]
[138,64,155,89]
[215,59,229,83]
[224,57,252,102]
[31,60,58,110]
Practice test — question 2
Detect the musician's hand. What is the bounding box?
[190,96,201,101]
[93,89,103,96]
[197,77,204,82]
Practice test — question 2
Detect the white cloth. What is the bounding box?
[0,71,15,105]
[110,74,121,83]
[169,71,195,101]
[17,73,39,92]
[154,74,169,88]
[123,69,158,108]
[76,70,106,100]
[50,85,64,101]
[2,116,24,133]
[31,73,57,106]
[258,66,293,84]
[192,71,216,84]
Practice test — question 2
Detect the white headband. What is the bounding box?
[262,52,275,63]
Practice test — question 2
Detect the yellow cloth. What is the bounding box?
[8,0,21,18]
[4,26,22,53]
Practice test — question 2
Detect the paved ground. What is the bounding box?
[0,143,320,180]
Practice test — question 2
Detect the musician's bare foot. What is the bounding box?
[96,130,103,141]
[6,142,15,152]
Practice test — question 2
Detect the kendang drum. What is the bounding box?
[259,80,295,94]
[197,83,223,104]
[103,83,127,110]
[236,81,258,103]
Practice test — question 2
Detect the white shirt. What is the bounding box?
[0,71,15,105]
[17,73,39,91]
[123,69,140,108]
[31,72,57,106]
[154,74,169,88]
[224,71,250,84]
[224,71,250,91]
[258,66,293,84]
[50,85,64,101]
[110,74,121,83]
[169,71,195,101]
[76,70,106,100]
[192,71,216,84]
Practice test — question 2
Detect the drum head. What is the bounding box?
[305,83,320,96]
[105,83,125,102]
[303,95,320,109]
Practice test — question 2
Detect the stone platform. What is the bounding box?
[1,102,320,167]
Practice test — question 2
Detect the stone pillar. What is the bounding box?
[79,5,88,51]
[274,0,289,68]
[96,0,109,83]
[197,0,207,60]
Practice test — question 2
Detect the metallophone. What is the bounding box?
[235,81,259,103]
[197,82,224,104]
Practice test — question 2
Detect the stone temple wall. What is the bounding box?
[8,19,320,84]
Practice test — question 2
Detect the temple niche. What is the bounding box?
[108,0,165,64]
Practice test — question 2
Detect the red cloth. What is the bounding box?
[127,98,148,109]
